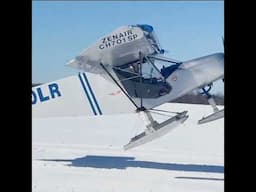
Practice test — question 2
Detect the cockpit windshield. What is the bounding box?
[147,57,181,79]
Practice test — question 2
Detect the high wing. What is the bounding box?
[67,24,164,75]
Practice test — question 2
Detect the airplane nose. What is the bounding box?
[212,53,224,71]
[217,52,224,65]
[215,52,224,78]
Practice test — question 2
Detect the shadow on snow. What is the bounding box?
[39,155,224,174]
[175,176,224,181]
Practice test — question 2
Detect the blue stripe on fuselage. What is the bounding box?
[82,73,103,115]
[78,73,97,115]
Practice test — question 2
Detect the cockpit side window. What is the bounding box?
[113,59,172,98]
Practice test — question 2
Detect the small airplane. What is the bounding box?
[65,24,224,150]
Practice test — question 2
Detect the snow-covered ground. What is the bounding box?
[32,103,224,192]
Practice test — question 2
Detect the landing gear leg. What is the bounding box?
[141,110,159,133]
[198,87,224,124]
[207,95,219,113]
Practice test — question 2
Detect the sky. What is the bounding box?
[32,1,224,94]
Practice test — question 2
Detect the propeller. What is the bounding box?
[222,36,225,51]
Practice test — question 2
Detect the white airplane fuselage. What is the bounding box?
[127,52,224,109]
[167,53,224,100]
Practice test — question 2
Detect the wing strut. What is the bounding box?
[100,63,143,111]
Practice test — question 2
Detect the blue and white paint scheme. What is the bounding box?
[32,72,134,118]
[78,72,102,116]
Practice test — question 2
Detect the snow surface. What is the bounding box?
[32,103,224,192]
